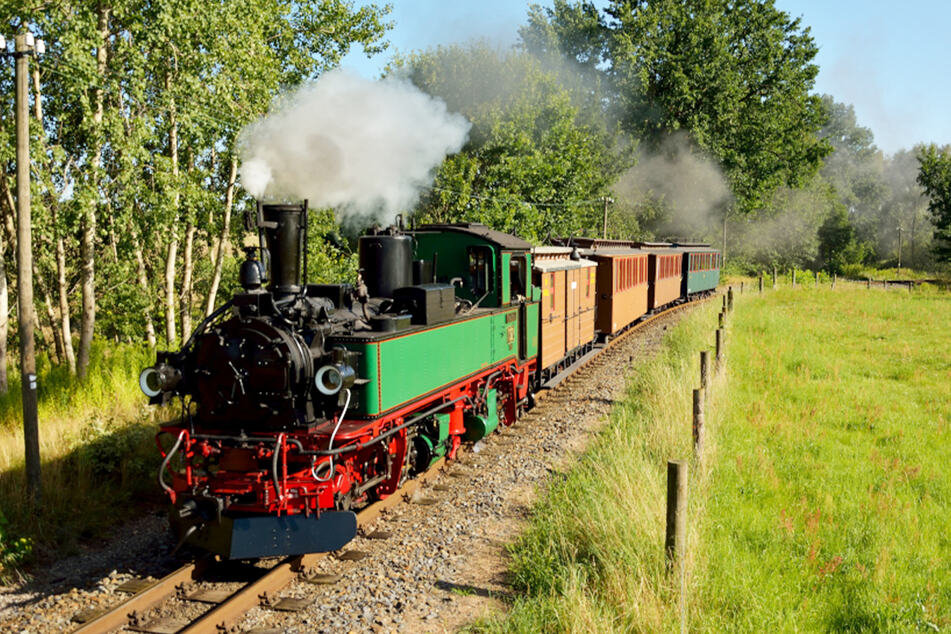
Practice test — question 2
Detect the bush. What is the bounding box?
[0,510,32,579]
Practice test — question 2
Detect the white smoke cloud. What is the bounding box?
[238,69,471,221]
[612,132,731,239]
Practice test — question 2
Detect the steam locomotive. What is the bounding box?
[140,201,720,559]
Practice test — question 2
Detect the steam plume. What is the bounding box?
[239,69,471,221]
[612,133,731,239]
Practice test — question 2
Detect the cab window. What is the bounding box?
[468,246,493,297]
[509,255,527,301]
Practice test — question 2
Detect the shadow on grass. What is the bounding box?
[0,417,173,589]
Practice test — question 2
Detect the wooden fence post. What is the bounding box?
[832,273,836,289]
[772,266,777,288]
[792,269,796,287]
[718,311,724,329]
[716,328,723,367]
[727,287,734,311]
[759,274,764,293]
[693,389,704,455]
[700,350,709,391]
[740,281,744,294]
[666,460,688,572]
[867,278,871,289]
[815,271,819,287]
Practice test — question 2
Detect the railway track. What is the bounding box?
[70,295,710,634]
[71,459,446,634]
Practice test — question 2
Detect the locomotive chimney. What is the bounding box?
[257,201,308,299]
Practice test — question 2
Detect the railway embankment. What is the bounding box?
[479,282,951,632]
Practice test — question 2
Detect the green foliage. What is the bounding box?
[77,416,155,487]
[917,144,951,262]
[0,341,154,430]
[401,42,631,241]
[0,0,392,362]
[817,206,870,274]
[522,0,831,212]
[0,510,32,578]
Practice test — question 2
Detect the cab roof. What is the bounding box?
[413,223,532,250]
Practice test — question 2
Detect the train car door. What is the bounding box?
[538,268,567,370]
[565,267,579,352]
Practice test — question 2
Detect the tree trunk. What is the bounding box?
[180,222,196,337]
[55,231,75,372]
[164,238,178,346]
[78,3,111,379]
[205,157,237,316]
[0,220,8,394]
[163,72,180,347]
[133,229,157,349]
[37,274,62,365]
[0,175,15,394]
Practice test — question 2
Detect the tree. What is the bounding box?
[0,0,391,376]
[917,144,951,263]
[816,205,868,274]
[403,43,631,241]
[521,0,831,212]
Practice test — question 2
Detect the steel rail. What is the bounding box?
[71,458,446,634]
[72,559,210,633]
[179,457,446,634]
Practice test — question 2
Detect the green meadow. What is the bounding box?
[479,284,951,632]
[700,286,951,631]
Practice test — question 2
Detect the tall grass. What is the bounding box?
[476,302,723,632]
[0,342,164,578]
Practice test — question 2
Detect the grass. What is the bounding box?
[473,301,722,633]
[477,283,951,632]
[0,342,164,579]
[698,285,951,631]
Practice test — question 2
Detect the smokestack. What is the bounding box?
[259,201,307,299]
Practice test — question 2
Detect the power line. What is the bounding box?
[429,186,605,209]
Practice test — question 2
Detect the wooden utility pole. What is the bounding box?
[897,226,903,272]
[15,32,40,502]
[601,196,613,239]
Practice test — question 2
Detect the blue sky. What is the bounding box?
[340,0,950,156]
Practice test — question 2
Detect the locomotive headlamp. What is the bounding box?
[314,363,356,396]
[139,363,182,397]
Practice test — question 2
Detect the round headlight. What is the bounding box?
[314,364,343,396]
[139,367,163,397]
